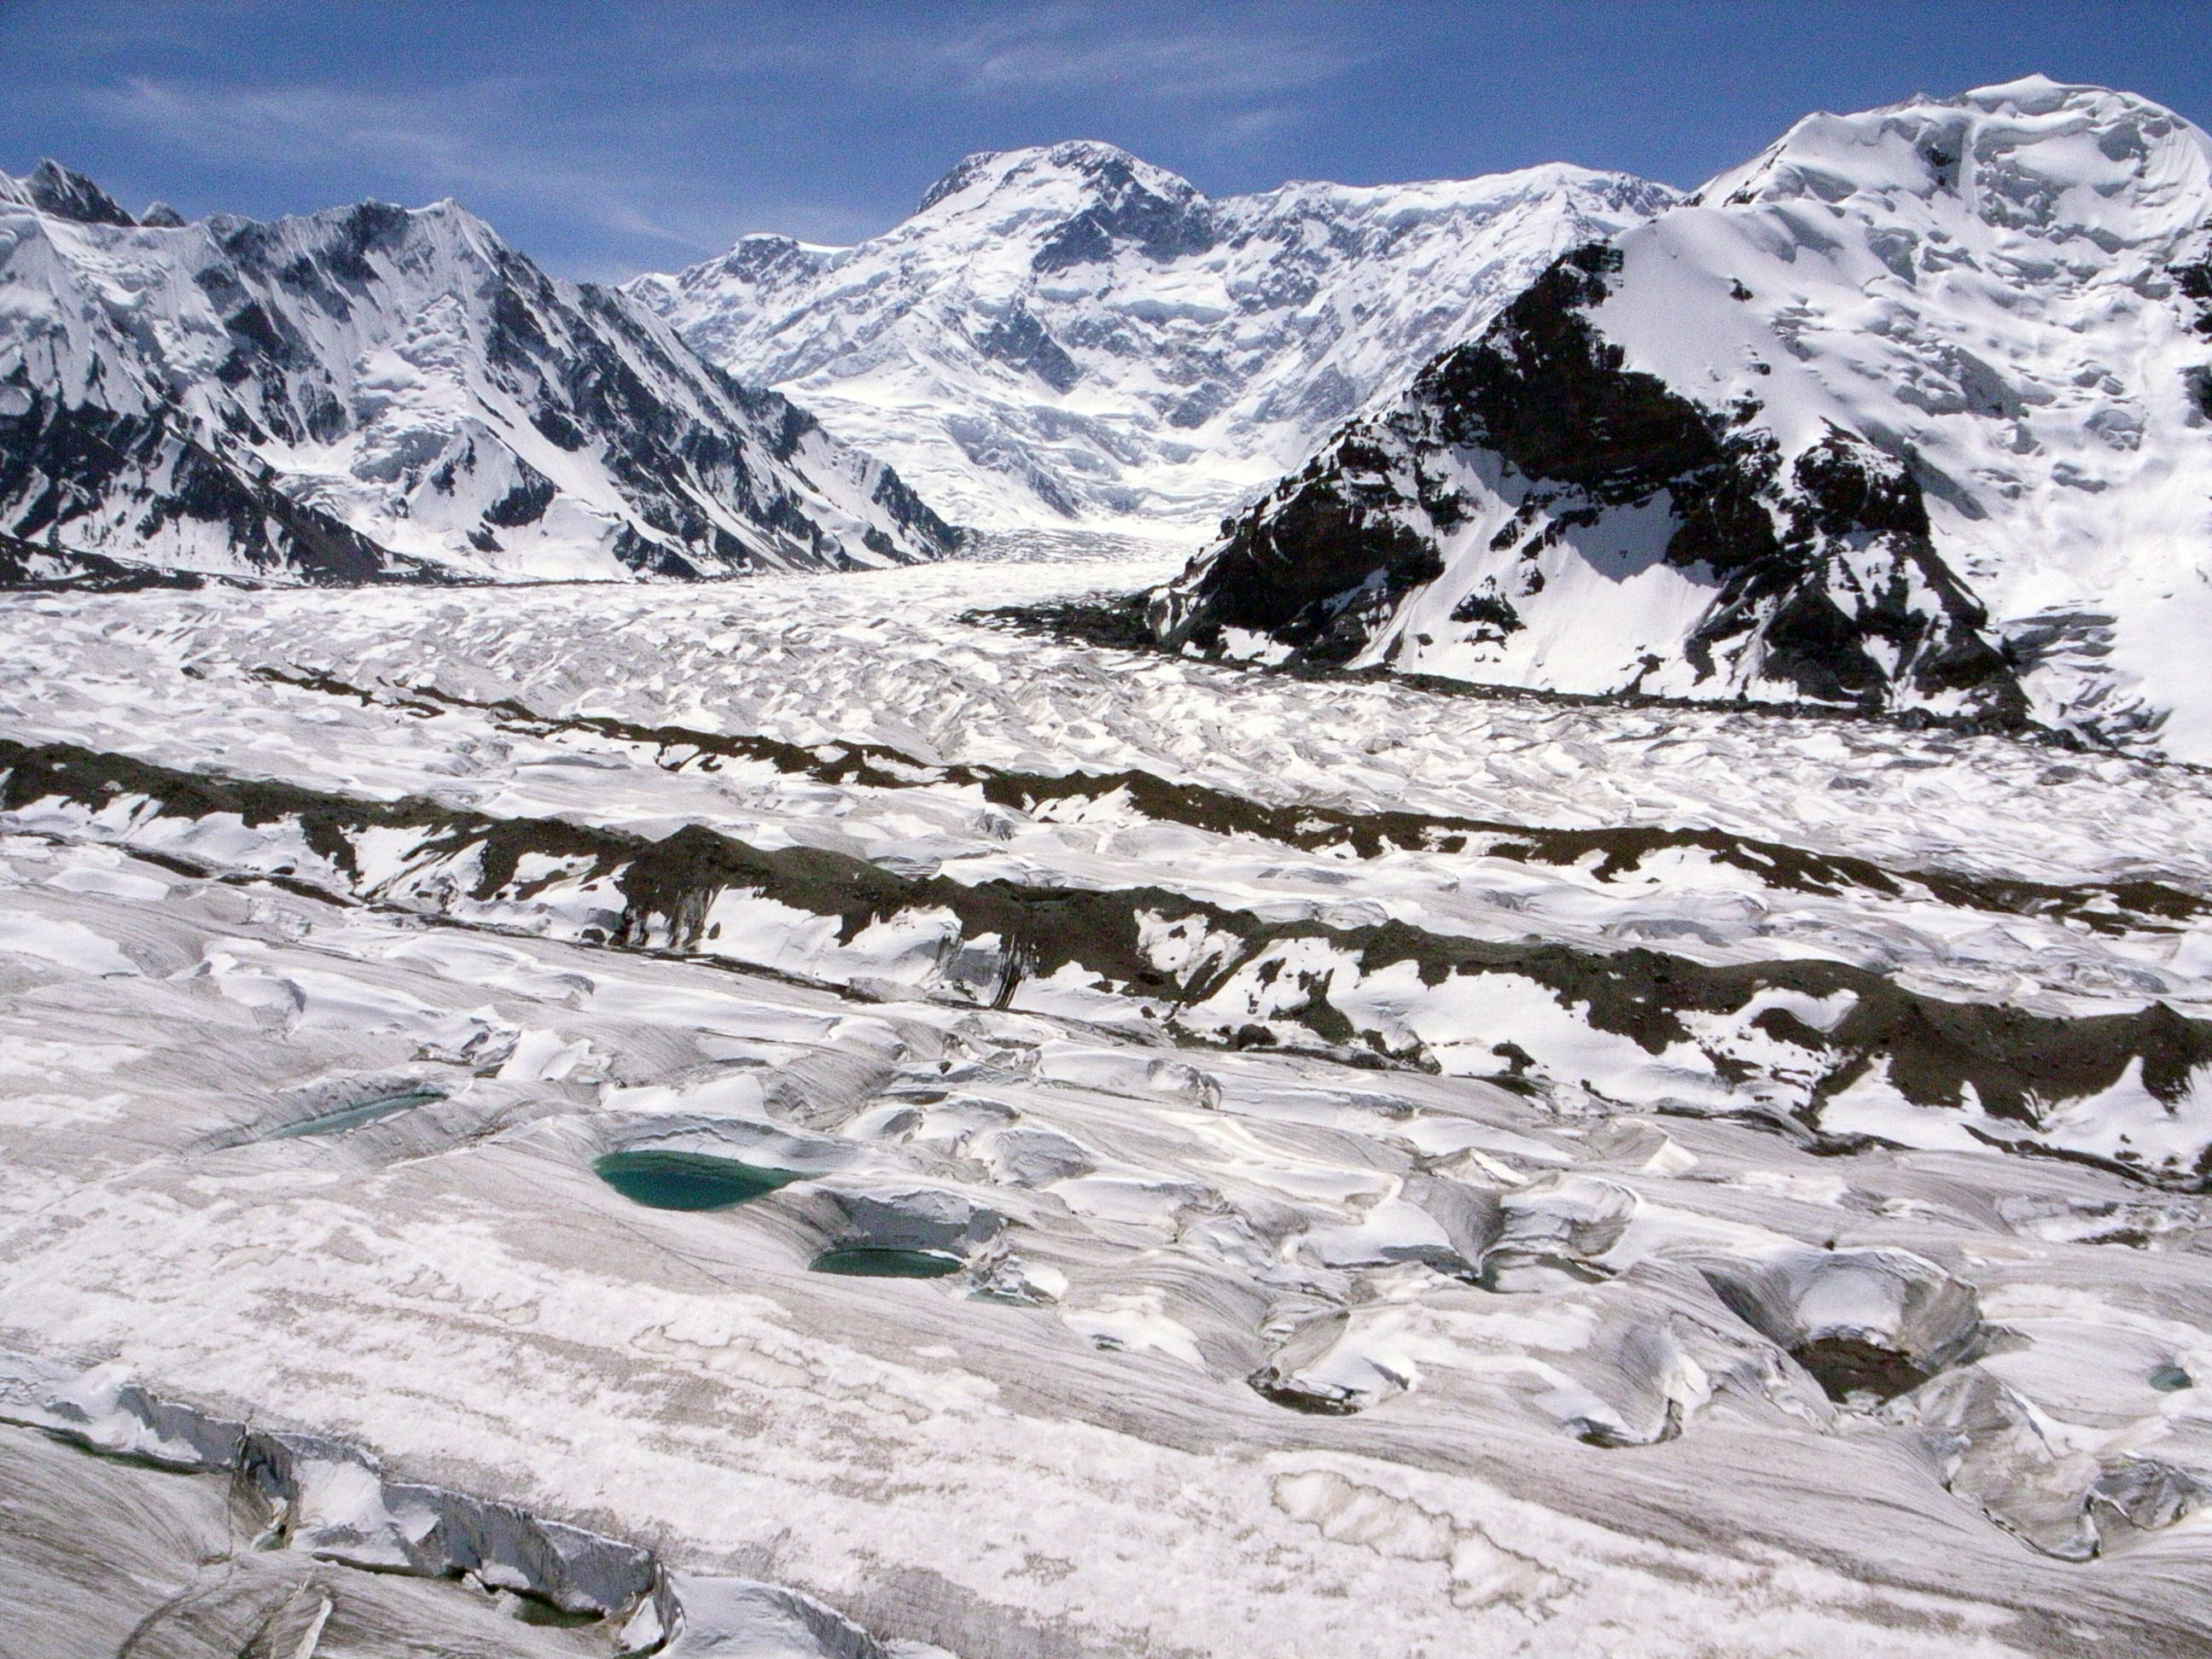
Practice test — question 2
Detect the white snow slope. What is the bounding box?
[0,162,960,585]
[1154,79,2212,760]
[629,143,1675,530]
[2,541,2210,1656]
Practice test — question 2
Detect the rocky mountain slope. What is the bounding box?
[1150,78,2212,760]
[0,161,960,585]
[630,143,1674,529]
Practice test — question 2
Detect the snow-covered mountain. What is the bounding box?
[0,161,960,585]
[1151,78,2212,759]
[630,143,1675,529]
[14,79,2212,1659]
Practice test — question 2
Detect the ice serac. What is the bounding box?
[0,163,960,585]
[1151,79,2212,756]
[629,143,1676,529]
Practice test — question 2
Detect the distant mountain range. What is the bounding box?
[0,160,958,585]
[632,145,1674,529]
[8,79,2212,759]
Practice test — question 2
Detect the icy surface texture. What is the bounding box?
[0,164,960,586]
[1,542,2209,1654]
[629,144,1674,530]
[1155,79,2212,759]
[0,1359,917,1659]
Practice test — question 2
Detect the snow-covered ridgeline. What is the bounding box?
[631,144,1675,529]
[0,161,960,585]
[1154,78,2212,760]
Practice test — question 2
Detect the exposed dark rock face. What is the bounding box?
[1027,144,1220,272]
[0,527,207,590]
[1152,243,2028,726]
[975,306,1083,393]
[0,395,435,584]
[1151,459,1444,666]
[2176,256,2212,337]
[23,160,135,227]
[1420,247,1720,495]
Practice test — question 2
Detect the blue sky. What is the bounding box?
[3,1,2209,279]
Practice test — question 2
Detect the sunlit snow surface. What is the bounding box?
[2,538,2210,1656]
[632,148,1674,531]
[1158,79,2212,760]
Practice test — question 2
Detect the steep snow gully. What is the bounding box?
[3,74,2212,1659]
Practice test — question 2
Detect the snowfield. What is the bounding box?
[3,538,2210,1656]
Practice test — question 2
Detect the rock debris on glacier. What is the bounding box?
[0,544,2208,1656]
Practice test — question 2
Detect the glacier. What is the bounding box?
[2,73,2211,1659]
[1,541,2209,1655]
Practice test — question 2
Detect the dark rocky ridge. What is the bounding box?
[1151,243,2029,726]
[22,159,136,227]
[0,526,213,591]
[0,395,442,585]
[9,732,2212,1188]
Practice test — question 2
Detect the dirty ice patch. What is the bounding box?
[200,945,519,1060]
[0,911,140,976]
[1062,1288,1208,1369]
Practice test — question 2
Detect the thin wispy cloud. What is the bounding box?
[62,2,1368,274]
[83,74,741,258]
[942,4,1356,104]
[664,2,1359,137]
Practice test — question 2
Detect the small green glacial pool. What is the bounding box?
[592,1150,802,1211]
[2150,1364,2193,1392]
[808,1248,963,1278]
[265,1090,445,1139]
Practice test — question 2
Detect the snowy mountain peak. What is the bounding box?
[634,150,1675,527]
[1694,74,2212,249]
[917,139,1190,212]
[1150,79,2212,759]
[0,165,959,585]
[18,160,137,227]
[911,141,1214,270]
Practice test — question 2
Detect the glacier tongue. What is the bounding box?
[3,544,2211,1655]
[1150,77,2212,760]
[0,164,962,585]
[629,142,1675,531]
